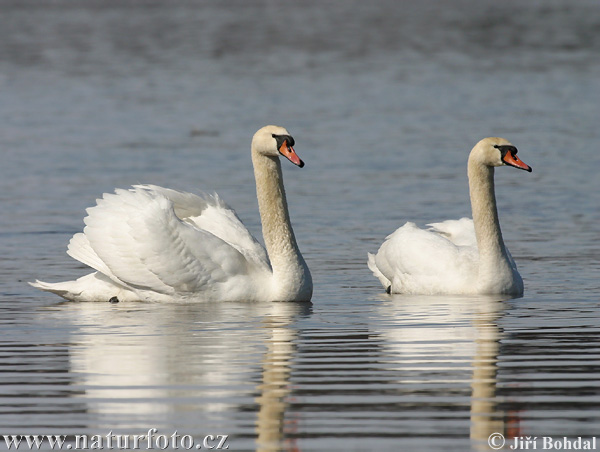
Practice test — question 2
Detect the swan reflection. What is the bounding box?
[255,303,309,452]
[60,300,310,449]
[56,292,511,449]
[378,294,510,450]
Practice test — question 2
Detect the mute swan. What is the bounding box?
[30,125,312,302]
[368,137,532,296]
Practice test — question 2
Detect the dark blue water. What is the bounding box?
[1,1,599,450]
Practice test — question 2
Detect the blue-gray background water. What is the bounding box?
[1,1,599,451]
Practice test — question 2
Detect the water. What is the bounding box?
[1,1,599,450]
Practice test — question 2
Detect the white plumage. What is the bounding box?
[31,126,312,302]
[368,137,532,296]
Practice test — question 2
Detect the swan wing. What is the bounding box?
[428,217,520,272]
[134,185,270,271]
[370,222,478,294]
[78,186,270,298]
[426,217,477,248]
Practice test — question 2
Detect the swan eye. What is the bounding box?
[494,144,518,158]
[272,134,295,150]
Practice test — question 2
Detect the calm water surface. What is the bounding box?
[1,1,599,451]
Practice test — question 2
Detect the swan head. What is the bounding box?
[252,125,304,167]
[472,137,532,172]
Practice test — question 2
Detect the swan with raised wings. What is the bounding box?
[31,125,312,302]
[368,137,532,296]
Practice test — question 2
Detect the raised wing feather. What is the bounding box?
[67,232,113,278]
[80,186,270,297]
[134,185,270,271]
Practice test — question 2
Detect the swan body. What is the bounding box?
[31,125,312,302]
[368,137,532,296]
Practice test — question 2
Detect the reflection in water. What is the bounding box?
[0,302,89,432]
[469,296,508,451]
[59,300,310,447]
[6,290,600,449]
[255,303,310,452]
[58,295,512,450]
[379,294,509,450]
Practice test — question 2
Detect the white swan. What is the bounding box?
[368,137,532,296]
[30,125,312,302]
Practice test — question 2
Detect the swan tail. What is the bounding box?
[29,273,138,302]
[28,278,90,301]
[368,252,391,290]
[29,279,71,297]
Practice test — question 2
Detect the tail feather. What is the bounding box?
[29,273,138,302]
[367,252,391,289]
[29,280,73,298]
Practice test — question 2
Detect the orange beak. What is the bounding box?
[279,141,304,168]
[502,152,532,172]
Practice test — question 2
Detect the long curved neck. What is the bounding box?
[251,151,309,298]
[468,157,512,289]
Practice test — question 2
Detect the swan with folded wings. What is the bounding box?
[368,137,532,296]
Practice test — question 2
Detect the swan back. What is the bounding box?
[369,222,479,295]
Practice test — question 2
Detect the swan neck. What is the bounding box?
[252,151,308,292]
[468,159,510,279]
